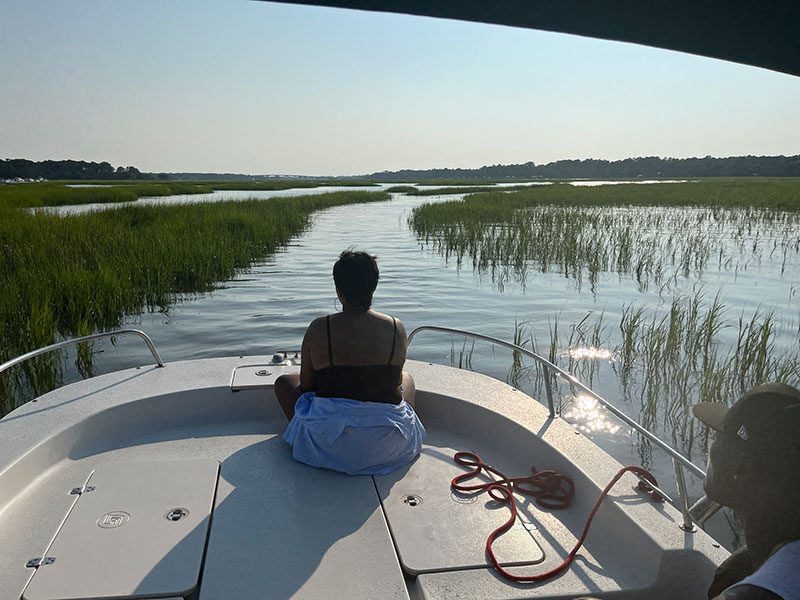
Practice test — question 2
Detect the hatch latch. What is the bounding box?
[26,557,56,569]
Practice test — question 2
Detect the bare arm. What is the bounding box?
[299,318,320,392]
[395,318,409,364]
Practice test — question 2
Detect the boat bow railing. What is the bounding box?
[408,325,721,531]
[0,329,165,377]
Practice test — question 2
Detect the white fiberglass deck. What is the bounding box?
[0,357,727,599]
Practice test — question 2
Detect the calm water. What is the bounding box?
[49,187,800,549]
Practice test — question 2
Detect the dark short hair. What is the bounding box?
[333,250,379,309]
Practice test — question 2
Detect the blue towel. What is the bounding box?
[283,392,426,475]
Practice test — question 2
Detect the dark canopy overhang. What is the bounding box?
[261,1,800,78]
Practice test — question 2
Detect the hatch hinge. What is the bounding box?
[70,484,96,495]
[26,557,56,568]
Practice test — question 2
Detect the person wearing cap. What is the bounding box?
[693,383,800,600]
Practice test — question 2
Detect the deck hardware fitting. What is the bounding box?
[165,507,190,521]
[403,494,422,506]
[70,485,95,495]
[450,491,478,504]
[26,557,55,568]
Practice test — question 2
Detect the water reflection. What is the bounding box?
[568,179,690,186]
[567,346,613,361]
[562,394,622,435]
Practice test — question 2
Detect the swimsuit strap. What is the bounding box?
[326,315,334,366]
[388,317,397,364]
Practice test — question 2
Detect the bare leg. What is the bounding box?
[274,373,303,421]
[402,371,416,409]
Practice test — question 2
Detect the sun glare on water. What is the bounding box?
[563,394,622,435]
[567,346,614,360]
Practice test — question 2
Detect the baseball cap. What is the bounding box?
[693,383,800,448]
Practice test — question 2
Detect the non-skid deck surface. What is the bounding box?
[199,433,409,600]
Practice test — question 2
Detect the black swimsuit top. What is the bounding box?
[313,315,403,404]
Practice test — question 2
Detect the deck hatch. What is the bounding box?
[23,459,219,600]
[230,361,299,390]
[375,446,545,575]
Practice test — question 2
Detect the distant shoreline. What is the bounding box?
[3,154,800,182]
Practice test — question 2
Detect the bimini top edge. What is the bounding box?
[262,0,800,78]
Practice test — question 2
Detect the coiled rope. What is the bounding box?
[451,450,662,583]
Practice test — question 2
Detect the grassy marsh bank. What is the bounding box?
[0,190,389,414]
[386,182,547,196]
[410,180,800,292]
[387,179,523,186]
[0,180,377,209]
[407,183,542,196]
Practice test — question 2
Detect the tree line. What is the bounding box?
[4,154,800,182]
[365,154,800,181]
[0,159,163,181]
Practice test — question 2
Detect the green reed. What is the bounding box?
[0,180,376,209]
[409,180,800,293]
[526,294,800,463]
[407,184,538,196]
[0,191,389,414]
[0,182,202,208]
[450,339,475,370]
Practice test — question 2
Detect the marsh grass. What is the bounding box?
[0,180,377,209]
[450,337,475,370]
[407,184,539,196]
[523,294,800,464]
[0,182,206,209]
[398,180,526,186]
[409,180,800,293]
[509,319,533,389]
[622,298,799,464]
[0,191,389,413]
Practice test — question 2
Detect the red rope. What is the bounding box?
[451,451,660,583]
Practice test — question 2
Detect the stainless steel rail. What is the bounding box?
[410,326,558,417]
[408,325,715,530]
[0,329,165,376]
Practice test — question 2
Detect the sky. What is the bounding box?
[2,1,800,176]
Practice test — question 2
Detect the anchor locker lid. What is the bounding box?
[24,459,219,600]
[374,447,545,575]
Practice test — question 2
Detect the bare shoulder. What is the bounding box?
[394,317,409,340]
[370,310,399,326]
[303,315,328,342]
[376,312,408,337]
[308,315,328,328]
